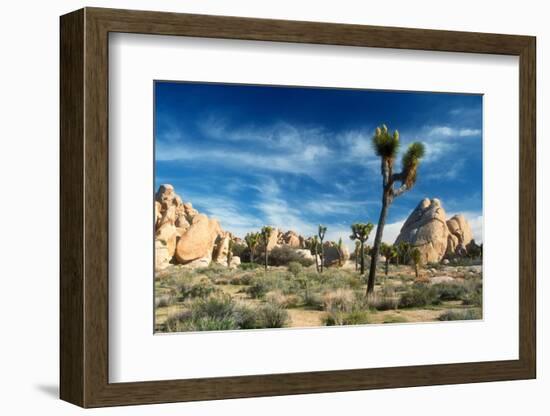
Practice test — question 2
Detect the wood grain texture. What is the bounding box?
[59,8,84,407]
[59,7,537,408]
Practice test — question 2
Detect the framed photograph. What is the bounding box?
[60,7,536,408]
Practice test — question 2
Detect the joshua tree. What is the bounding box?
[354,241,361,271]
[349,223,374,275]
[380,242,397,276]
[367,124,425,294]
[318,225,327,273]
[311,236,320,273]
[411,248,422,279]
[396,241,412,265]
[226,239,234,267]
[336,238,344,267]
[244,232,260,263]
[261,226,274,271]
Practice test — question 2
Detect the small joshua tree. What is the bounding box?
[354,241,361,271]
[367,124,425,294]
[244,232,260,264]
[261,226,274,271]
[336,238,344,267]
[349,223,374,275]
[380,243,397,276]
[396,241,412,265]
[411,248,422,279]
[226,239,234,267]
[318,225,327,273]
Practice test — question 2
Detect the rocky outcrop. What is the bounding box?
[155,184,230,272]
[278,230,305,248]
[446,214,473,257]
[395,198,477,263]
[395,198,449,263]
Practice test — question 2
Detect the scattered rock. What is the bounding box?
[155,240,171,271]
[229,256,241,269]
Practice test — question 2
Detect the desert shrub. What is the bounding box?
[287,261,303,276]
[265,290,300,308]
[232,303,260,329]
[369,293,398,311]
[301,289,323,310]
[246,275,280,298]
[322,289,356,313]
[195,263,226,278]
[239,262,261,271]
[155,293,176,308]
[268,246,314,267]
[230,272,255,286]
[166,299,289,331]
[438,309,482,321]
[179,278,219,300]
[398,284,440,308]
[324,309,370,326]
[462,290,483,307]
[256,303,290,328]
[432,282,467,301]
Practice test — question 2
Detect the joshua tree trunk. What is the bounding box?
[250,250,254,264]
[264,248,268,271]
[320,243,324,273]
[385,258,389,276]
[314,246,319,273]
[367,193,390,295]
[414,263,419,279]
[355,252,358,271]
[360,241,365,275]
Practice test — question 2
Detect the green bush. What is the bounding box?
[398,284,440,308]
[256,303,290,328]
[239,262,261,271]
[287,261,303,276]
[230,272,256,285]
[462,291,483,307]
[268,246,314,267]
[178,278,219,300]
[432,282,467,301]
[324,309,370,326]
[369,293,398,311]
[438,309,482,321]
[246,276,279,298]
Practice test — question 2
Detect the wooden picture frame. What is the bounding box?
[60,7,536,408]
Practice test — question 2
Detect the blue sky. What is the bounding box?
[155,82,483,248]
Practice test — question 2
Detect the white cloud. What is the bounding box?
[427,126,481,138]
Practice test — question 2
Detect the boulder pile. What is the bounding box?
[395,198,477,263]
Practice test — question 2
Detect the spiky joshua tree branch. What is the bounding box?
[367,124,425,295]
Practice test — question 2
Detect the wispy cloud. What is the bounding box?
[427,126,481,138]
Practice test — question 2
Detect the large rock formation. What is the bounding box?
[394,198,475,263]
[154,184,228,271]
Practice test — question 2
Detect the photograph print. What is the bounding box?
[154,82,483,333]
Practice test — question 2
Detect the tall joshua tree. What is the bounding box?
[318,225,327,273]
[411,248,422,279]
[244,232,260,264]
[350,223,374,275]
[367,124,425,294]
[261,226,273,271]
[354,241,361,271]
